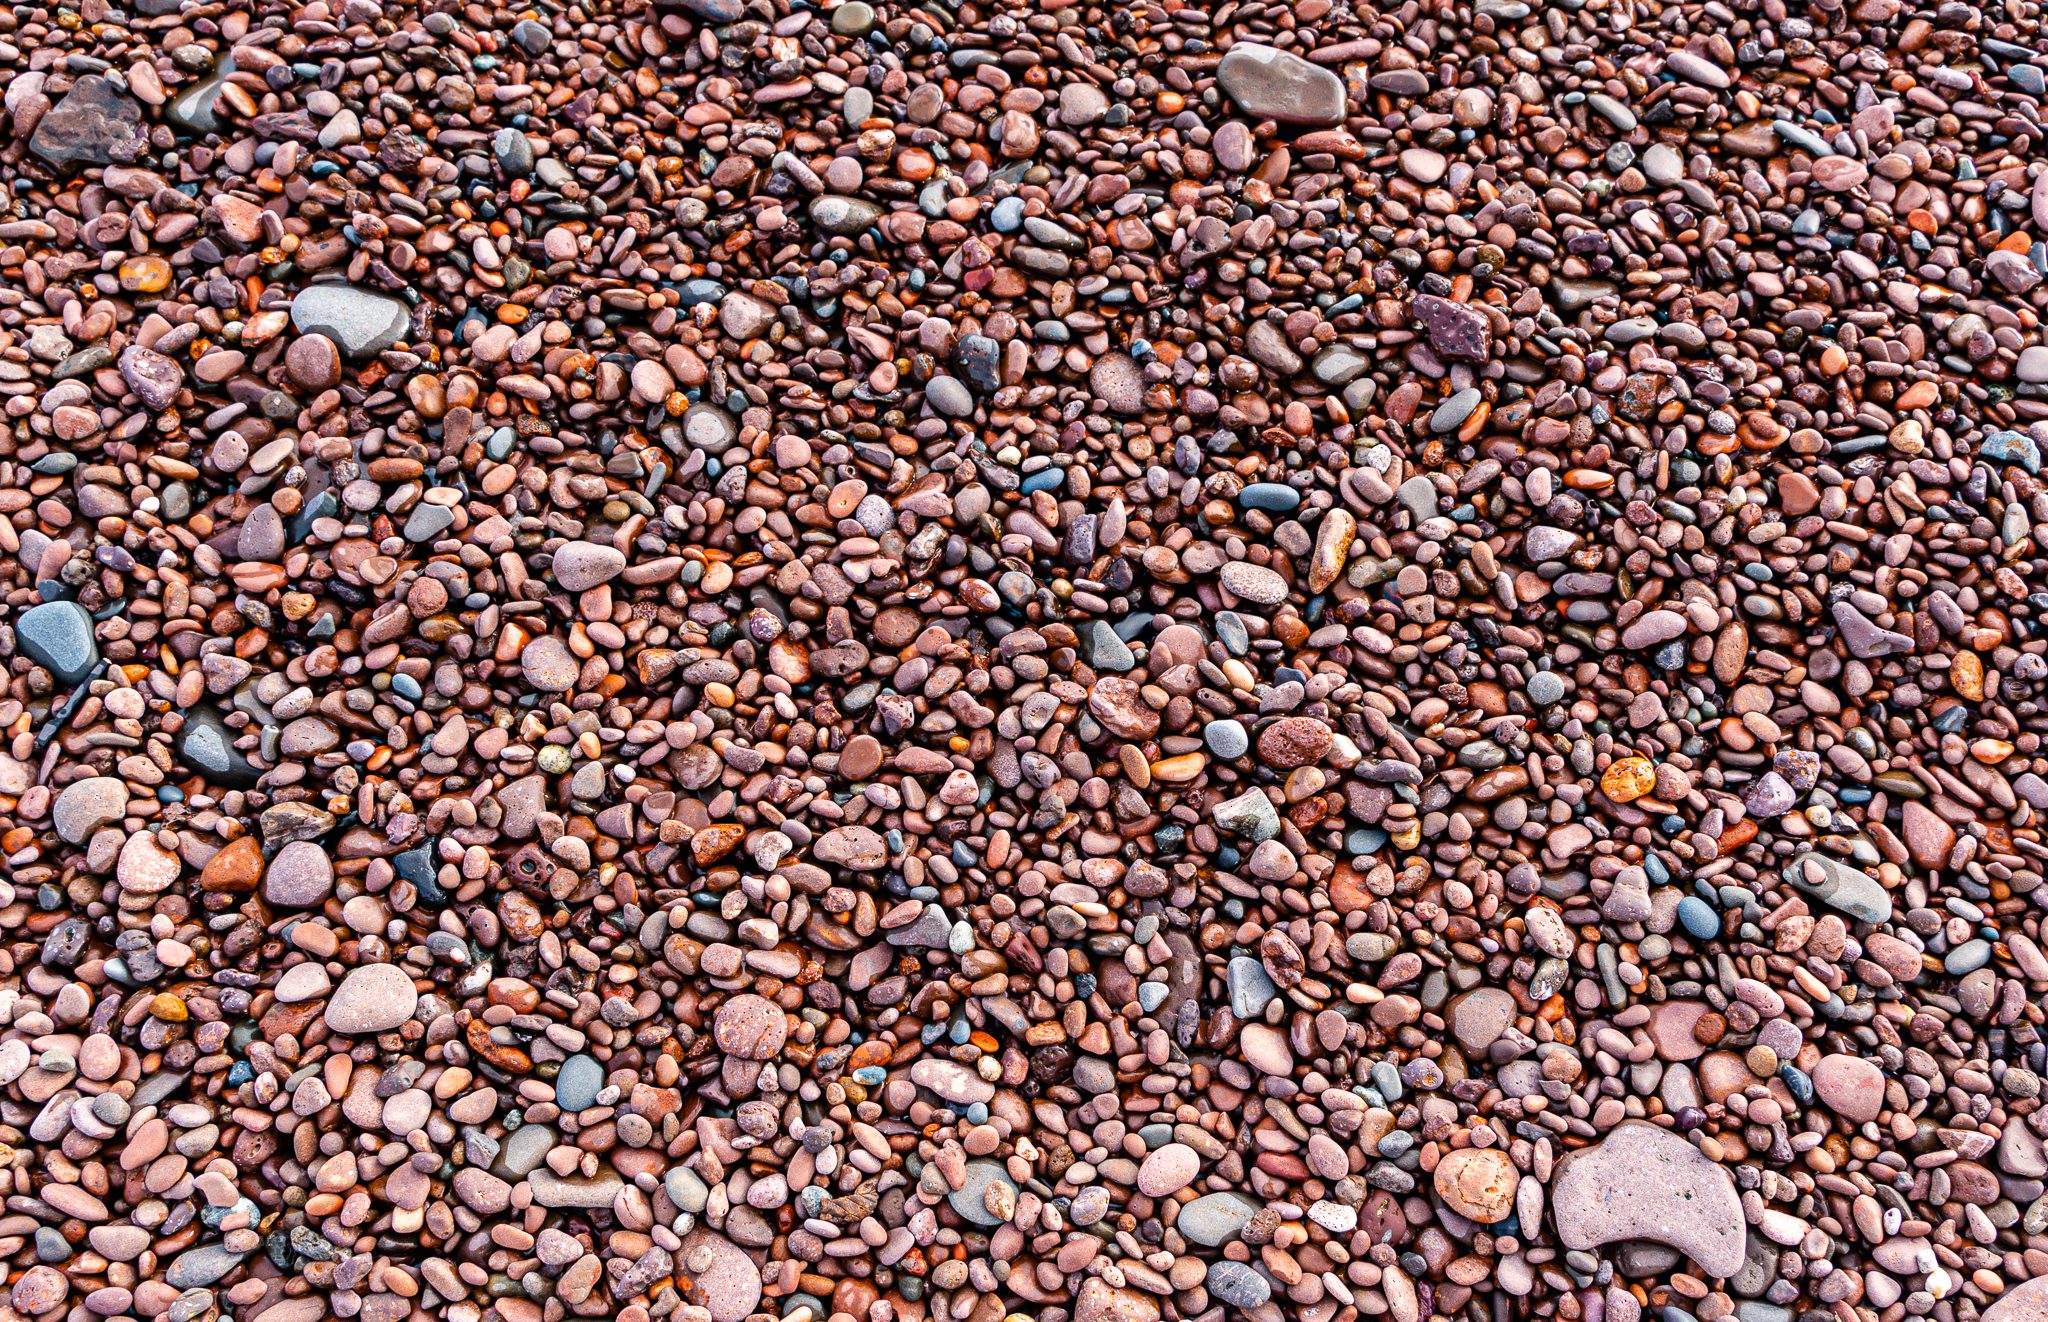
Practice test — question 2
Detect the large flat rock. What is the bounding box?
[1551,1120,1745,1278]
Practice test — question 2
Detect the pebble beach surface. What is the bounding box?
[3,3,2048,1322]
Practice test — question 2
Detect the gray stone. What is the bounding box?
[1082,621,1134,672]
[1177,1191,1263,1246]
[830,1,875,34]
[1206,1262,1272,1308]
[1784,853,1892,924]
[1212,787,1281,841]
[947,1161,1017,1227]
[176,707,261,787]
[925,374,974,418]
[1204,719,1250,759]
[808,195,882,234]
[164,1244,248,1289]
[290,286,412,358]
[15,600,98,686]
[1312,344,1370,387]
[1216,43,1346,126]
[554,1054,604,1111]
[494,128,536,176]
[1227,956,1278,1017]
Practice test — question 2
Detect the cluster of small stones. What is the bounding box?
[6,1,2048,1322]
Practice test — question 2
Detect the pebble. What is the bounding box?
[5,5,2045,1322]
[15,600,99,686]
[52,777,126,844]
[1215,43,1347,126]
[288,286,412,358]
[323,964,419,1034]
[1552,1121,1746,1277]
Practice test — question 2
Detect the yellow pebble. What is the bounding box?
[118,255,173,293]
[1600,756,1656,803]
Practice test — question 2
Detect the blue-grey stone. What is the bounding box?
[15,600,98,686]
[176,706,261,787]
[1207,1262,1272,1308]
[1083,621,1134,673]
[1783,852,1892,923]
[1984,429,2042,472]
[1431,387,1483,434]
[554,1054,604,1111]
[1676,896,1720,941]
[1945,939,1992,975]
[1228,956,1278,1017]
[1177,1191,1263,1247]
[1204,719,1250,759]
[290,285,411,358]
[404,502,456,543]
[1239,482,1301,512]
[947,1161,1016,1227]
[808,194,883,235]
[165,1244,249,1289]
[494,128,535,176]
[1212,788,1280,841]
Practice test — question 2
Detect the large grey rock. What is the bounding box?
[290,286,412,358]
[947,1161,1017,1227]
[15,600,98,686]
[1783,852,1892,924]
[1177,1191,1263,1246]
[1216,43,1346,127]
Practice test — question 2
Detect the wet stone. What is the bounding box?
[4,1,2044,1318]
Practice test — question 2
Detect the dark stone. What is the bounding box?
[1412,293,1491,362]
[176,706,262,787]
[29,77,147,169]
